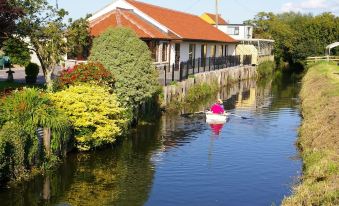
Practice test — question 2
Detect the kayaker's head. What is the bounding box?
[217,99,223,104]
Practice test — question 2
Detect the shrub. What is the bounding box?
[0,122,26,182]
[58,62,114,88]
[50,84,130,151]
[185,82,219,104]
[257,61,275,78]
[0,88,70,183]
[25,63,40,84]
[89,28,159,114]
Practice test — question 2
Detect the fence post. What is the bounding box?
[187,62,190,77]
[172,64,175,82]
[198,58,200,73]
[203,58,206,72]
[209,57,211,71]
[164,66,167,85]
[179,62,183,81]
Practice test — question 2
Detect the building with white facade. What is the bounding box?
[89,0,239,69]
[218,24,253,40]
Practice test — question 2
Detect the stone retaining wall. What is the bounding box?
[163,65,257,105]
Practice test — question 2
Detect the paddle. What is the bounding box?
[182,110,250,119]
[227,113,250,119]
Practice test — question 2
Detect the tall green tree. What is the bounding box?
[89,28,159,118]
[15,0,68,90]
[66,15,92,60]
[247,12,339,66]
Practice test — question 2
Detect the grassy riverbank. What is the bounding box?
[166,81,219,113]
[283,62,339,205]
[257,61,275,78]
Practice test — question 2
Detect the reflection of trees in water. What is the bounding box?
[180,78,257,114]
[256,71,301,111]
[55,123,163,206]
[0,75,301,205]
[0,122,162,206]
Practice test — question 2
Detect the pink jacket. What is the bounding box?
[210,104,225,114]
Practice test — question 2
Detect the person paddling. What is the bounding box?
[210,99,225,114]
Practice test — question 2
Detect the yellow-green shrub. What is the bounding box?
[50,84,129,151]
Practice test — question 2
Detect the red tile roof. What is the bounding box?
[205,12,228,25]
[90,8,173,39]
[126,0,236,43]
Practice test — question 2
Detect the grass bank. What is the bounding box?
[166,81,219,114]
[282,62,339,205]
[257,60,275,78]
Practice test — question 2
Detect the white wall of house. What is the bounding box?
[177,42,236,63]
[218,25,253,40]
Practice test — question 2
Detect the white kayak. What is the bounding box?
[206,111,229,124]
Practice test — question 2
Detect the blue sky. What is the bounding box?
[51,0,339,23]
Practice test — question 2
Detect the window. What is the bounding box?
[224,45,228,56]
[189,44,196,63]
[201,44,207,66]
[247,27,252,38]
[201,44,207,59]
[162,43,168,62]
[147,41,156,61]
[234,27,239,35]
[147,41,161,62]
[211,45,216,58]
[227,26,240,35]
[155,42,160,62]
[219,45,223,57]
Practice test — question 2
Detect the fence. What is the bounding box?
[158,55,252,85]
[306,56,339,64]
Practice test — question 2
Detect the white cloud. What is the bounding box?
[281,0,339,13]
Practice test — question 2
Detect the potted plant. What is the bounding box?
[25,62,40,84]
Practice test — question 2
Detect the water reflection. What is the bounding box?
[0,72,302,206]
[0,123,162,206]
[209,123,224,135]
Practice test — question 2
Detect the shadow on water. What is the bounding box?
[0,70,302,206]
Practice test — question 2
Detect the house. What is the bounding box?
[200,14,253,41]
[89,0,238,69]
[200,14,274,65]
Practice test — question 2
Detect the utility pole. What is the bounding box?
[56,0,59,9]
[215,0,219,29]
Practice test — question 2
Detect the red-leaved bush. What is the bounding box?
[58,62,114,87]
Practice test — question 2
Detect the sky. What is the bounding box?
[51,0,339,23]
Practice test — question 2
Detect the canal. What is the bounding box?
[0,72,302,206]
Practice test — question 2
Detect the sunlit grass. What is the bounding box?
[282,62,339,206]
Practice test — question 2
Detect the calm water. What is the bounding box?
[0,74,302,206]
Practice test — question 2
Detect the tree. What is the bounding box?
[247,12,339,66]
[15,0,68,91]
[0,0,23,46]
[66,15,92,60]
[2,37,30,66]
[89,28,159,116]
